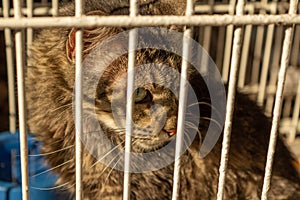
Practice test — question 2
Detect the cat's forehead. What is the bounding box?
[112,63,180,89]
[92,48,193,97]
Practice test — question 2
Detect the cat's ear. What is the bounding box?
[66,10,123,62]
[67,28,76,62]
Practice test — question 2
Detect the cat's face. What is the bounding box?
[75,46,205,174]
[68,27,208,168]
[70,24,207,157]
[93,51,182,153]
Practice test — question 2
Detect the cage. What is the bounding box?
[0,0,300,199]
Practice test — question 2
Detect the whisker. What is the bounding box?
[104,156,123,184]
[60,182,75,192]
[31,159,73,178]
[90,141,125,168]
[187,101,223,120]
[183,128,192,147]
[96,151,123,180]
[185,112,201,123]
[200,117,223,131]
[187,101,211,108]
[103,140,139,183]
[44,138,65,146]
[185,122,202,144]
[51,103,73,112]
[185,112,223,131]
[30,181,71,191]
[28,145,74,157]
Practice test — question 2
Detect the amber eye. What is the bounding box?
[134,87,149,103]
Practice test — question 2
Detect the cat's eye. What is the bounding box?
[134,88,149,103]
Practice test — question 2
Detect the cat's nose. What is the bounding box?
[165,129,177,137]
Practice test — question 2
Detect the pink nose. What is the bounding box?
[165,129,177,136]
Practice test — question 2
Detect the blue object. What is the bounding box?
[0,131,70,200]
[0,181,15,200]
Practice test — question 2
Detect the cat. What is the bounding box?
[26,0,300,199]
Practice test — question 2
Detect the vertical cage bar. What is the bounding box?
[75,0,84,199]
[265,25,284,116]
[52,0,59,16]
[217,0,244,199]
[238,4,254,88]
[201,0,214,74]
[26,0,33,57]
[257,4,277,106]
[251,27,263,85]
[251,0,268,86]
[13,0,30,199]
[261,0,299,199]
[41,0,47,6]
[282,98,292,117]
[3,0,17,133]
[202,0,214,53]
[123,1,139,200]
[288,80,300,143]
[171,0,194,199]
[290,25,300,66]
[216,26,225,72]
[222,0,236,82]
[197,26,204,46]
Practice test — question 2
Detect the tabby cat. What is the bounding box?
[26,0,300,199]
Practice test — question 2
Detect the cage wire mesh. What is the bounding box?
[0,0,300,199]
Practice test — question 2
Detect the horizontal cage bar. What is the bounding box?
[0,14,300,29]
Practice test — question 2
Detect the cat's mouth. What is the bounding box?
[94,112,179,152]
[130,129,176,153]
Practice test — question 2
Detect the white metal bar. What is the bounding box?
[4,0,17,185]
[14,0,29,199]
[202,0,214,53]
[75,0,84,199]
[52,0,59,16]
[261,0,299,199]
[194,1,296,13]
[0,1,296,16]
[123,1,139,200]
[172,1,194,199]
[221,0,236,82]
[3,0,17,133]
[290,23,300,66]
[26,0,33,57]
[201,0,214,75]
[216,26,225,71]
[237,4,254,88]
[288,80,300,143]
[257,3,277,106]
[41,0,47,6]
[217,0,244,199]
[202,26,212,52]
[250,29,263,85]
[0,7,53,16]
[2,14,300,29]
[251,0,270,86]
[197,27,204,47]
[265,25,284,116]
[282,98,292,117]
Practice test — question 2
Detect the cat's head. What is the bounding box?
[71,33,202,153]
[25,0,221,194]
[64,4,207,155]
[73,32,210,174]
[65,23,214,174]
